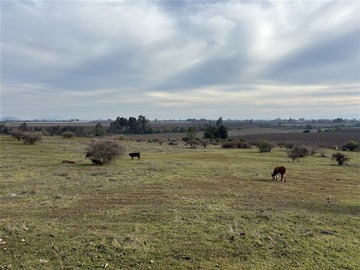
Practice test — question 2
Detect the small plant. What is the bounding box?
[86,139,125,165]
[332,152,350,166]
[252,140,274,153]
[287,145,310,162]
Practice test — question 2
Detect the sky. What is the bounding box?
[1,0,359,120]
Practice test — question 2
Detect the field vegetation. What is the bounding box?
[0,132,359,269]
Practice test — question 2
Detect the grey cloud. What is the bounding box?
[263,30,360,84]
[1,0,359,120]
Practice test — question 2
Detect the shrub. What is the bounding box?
[86,140,125,165]
[222,141,238,149]
[282,142,297,149]
[200,140,209,148]
[186,139,200,148]
[319,150,327,157]
[222,141,252,149]
[287,145,310,162]
[62,131,75,139]
[22,132,42,145]
[0,124,10,135]
[10,130,25,141]
[332,152,350,166]
[252,140,274,153]
[342,140,359,151]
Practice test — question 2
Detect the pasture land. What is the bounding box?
[0,135,359,269]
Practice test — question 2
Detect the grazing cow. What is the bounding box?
[129,152,140,160]
[271,166,286,182]
[91,159,103,165]
[85,152,103,165]
[62,160,76,164]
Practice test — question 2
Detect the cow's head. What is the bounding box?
[271,172,277,180]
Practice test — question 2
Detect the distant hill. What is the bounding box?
[0,116,22,121]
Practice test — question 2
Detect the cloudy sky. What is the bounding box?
[1,0,359,120]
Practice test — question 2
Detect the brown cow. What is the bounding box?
[271,166,286,182]
[129,152,140,160]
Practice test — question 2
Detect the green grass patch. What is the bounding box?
[0,135,359,269]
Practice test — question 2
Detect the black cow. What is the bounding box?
[129,152,140,160]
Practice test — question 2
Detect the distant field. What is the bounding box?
[235,131,360,149]
[0,135,359,269]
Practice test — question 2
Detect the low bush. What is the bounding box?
[342,141,359,151]
[62,131,75,139]
[332,152,350,166]
[287,145,310,162]
[22,132,42,145]
[86,140,125,165]
[10,130,24,141]
[222,141,252,149]
[252,140,274,153]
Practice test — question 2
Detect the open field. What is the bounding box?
[0,135,359,269]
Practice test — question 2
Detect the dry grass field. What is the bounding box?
[0,135,359,269]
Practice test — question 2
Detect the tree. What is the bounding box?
[19,122,28,132]
[128,117,138,133]
[94,123,106,137]
[137,115,150,133]
[217,125,228,139]
[183,127,197,145]
[0,124,10,135]
[86,140,125,165]
[203,125,228,140]
[216,117,223,127]
[332,152,350,166]
[203,126,218,140]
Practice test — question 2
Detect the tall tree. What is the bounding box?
[216,117,223,127]
[94,123,106,137]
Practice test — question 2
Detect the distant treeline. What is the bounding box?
[1,116,360,137]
